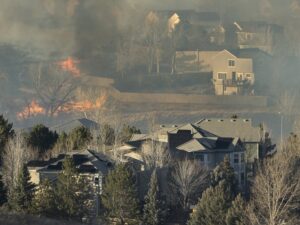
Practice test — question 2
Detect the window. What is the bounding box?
[234,153,239,164]
[246,74,252,78]
[228,60,235,67]
[218,73,226,80]
[241,153,245,163]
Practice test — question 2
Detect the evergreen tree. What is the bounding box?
[210,156,237,196]
[188,181,230,225]
[0,115,14,160]
[102,164,140,225]
[9,164,34,212]
[225,194,247,225]
[68,126,92,150]
[55,156,90,219]
[143,170,166,225]
[31,179,56,217]
[26,124,58,158]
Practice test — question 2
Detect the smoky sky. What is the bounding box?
[0,0,299,59]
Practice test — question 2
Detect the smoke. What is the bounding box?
[0,0,298,59]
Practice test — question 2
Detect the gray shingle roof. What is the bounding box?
[195,118,261,142]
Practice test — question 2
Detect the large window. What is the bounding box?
[218,73,227,80]
[228,59,235,67]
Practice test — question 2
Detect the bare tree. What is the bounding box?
[247,143,300,225]
[2,133,30,198]
[141,141,171,170]
[170,159,209,210]
[30,63,77,117]
[144,12,166,75]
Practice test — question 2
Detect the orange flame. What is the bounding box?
[17,101,46,119]
[17,95,107,120]
[58,57,81,77]
[61,95,107,112]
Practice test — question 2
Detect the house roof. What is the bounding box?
[195,118,261,142]
[51,118,99,133]
[34,149,113,175]
[176,137,239,153]
[168,123,218,138]
[234,21,283,33]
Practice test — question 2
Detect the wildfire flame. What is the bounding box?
[17,95,107,120]
[17,101,46,119]
[62,95,107,112]
[58,57,81,77]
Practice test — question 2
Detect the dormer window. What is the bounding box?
[228,60,235,67]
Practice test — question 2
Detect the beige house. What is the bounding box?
[210,50,254,95]
[175,49,255,95]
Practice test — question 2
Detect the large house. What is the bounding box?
[176,49,255,95]
[120,122,259,190]
[27,150,113,216]
[146,10,225,49]
[230,21,284,55]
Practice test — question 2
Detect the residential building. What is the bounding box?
[195,118,263,163]
[119,122,248,189]
[175,49,255,95]
[146,10,225,49]
[27,149,113,216]
[231,21,284,55]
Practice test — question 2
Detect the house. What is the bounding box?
[119,122,248,189]
[167,123,246,189]
[27,149,113,191]
[231,21,284,55]
[195,118,263,163]
[146,10,225,49]
[27,149,113,216]
[209,50,254,95]
[175,49,255,95]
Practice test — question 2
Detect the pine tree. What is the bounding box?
[9,164,34,212]
[210,156,237,197]
[225,194,247,225]
[143,169,166,225]
[0,115,14,161]
[102,163,140,225]
[188,181,231,225]
[31,179,56,216]
[55,156,90,219]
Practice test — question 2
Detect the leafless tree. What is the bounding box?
[30,63,77,117]
[2,133,30,197]
[141,141,171,169]
[144,12,166,75]
[247,143,300,225]
[170,158,209,210]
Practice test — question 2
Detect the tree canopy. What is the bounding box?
[102,163,140,225]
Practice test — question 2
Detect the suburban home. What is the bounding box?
[195,118,263,163]
[168,123,246,189]
[175,49,255,95]
[146,10,225,49]
[231,21,284,54]
[27,149,113,216]
[118,122,249,190]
